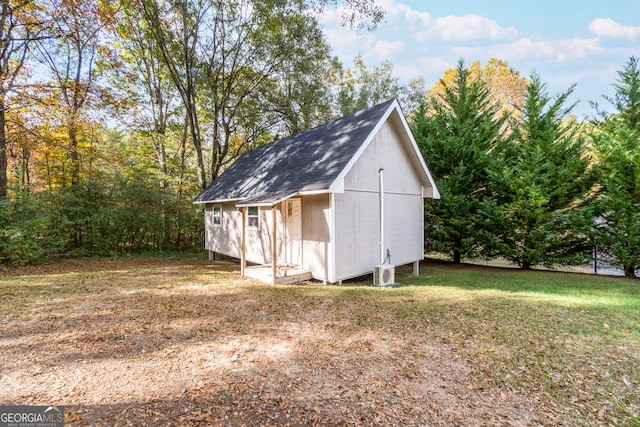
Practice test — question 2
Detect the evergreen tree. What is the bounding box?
[493,72,595,269]
[412,59,507,263]
[591,57,640,277]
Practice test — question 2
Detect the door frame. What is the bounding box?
[283,198,302,266]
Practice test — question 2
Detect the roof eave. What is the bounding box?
[390,102,441,199]
[327,99,440,199]
[235,192,299,208]
[193,197,244,205]
[328,101,397,193]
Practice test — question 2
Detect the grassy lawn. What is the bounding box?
[392,262,640,425]
[0,256,638,426]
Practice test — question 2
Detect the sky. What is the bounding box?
[317,0,640,118]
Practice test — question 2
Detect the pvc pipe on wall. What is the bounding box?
[379,168,384,265]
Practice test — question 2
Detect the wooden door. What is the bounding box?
[284,198,302,265]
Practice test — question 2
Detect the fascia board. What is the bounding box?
[328,101,396,193]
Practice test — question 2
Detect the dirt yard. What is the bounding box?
[0,257,616,426]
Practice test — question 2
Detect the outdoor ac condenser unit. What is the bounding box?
[373,264,395,287]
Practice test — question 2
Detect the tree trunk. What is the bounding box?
[453,249,461,264]
[0,101,6,197]
[68,122,80,187]
[623,264,637,278]
[187,102,206,189]
[21,144,30,193]
[521,260,532,269]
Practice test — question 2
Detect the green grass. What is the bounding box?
[352,262,640,424]
[1,257,638,425]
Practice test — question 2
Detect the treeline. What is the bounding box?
[0,0,413,265]
[0,1,638,278]
[412,58,640,278]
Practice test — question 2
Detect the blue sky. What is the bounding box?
[318,0,640,118]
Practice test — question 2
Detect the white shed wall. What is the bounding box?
[334,190,381,280]
[205,203,242,258]
[334,119,425,280]
[205,203,283,265]
[301,194,332,281]
[344,120,423,195]
[384,193,425,265]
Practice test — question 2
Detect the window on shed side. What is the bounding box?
[247,206,260,229]
[212,206,222,227]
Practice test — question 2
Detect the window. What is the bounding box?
[247,206,260,229]
[212,206,222,227]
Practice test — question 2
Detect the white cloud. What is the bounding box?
[377,0,433,26]
[589,18,640,39]
[554,37,602,61]
[414,14,519,42]
[322,28,367,47]
[416,57,455,75]
[316,0,433,35]
[454,37,601,63]
[321,28,377,62]
[372,40,405,59]
[393,63,423,80]
[312,3,341,25]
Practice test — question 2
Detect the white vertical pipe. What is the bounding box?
[379,168,384,264]
[271,205,277,284]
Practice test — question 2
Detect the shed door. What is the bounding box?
[284,198,302,265]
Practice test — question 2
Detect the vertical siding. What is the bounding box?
[384,193,424,266]
[344,121,423,195]
[204,204,213,250]
[334,119,425,281]
[205,202,283,265]
[245,206,283,265]
[205,202,242,258]
[334,191,381,279]
[301,194,332,281]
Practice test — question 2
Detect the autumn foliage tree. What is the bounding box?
[0,0,44,197]
[31,0,118,187]
[428,58,528,120]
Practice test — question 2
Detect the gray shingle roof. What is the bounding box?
[194,99,396,205]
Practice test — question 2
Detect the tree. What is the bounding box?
[33,0,118,187]
[493,72,594,269]
[135,0,208,188]
[309,0,384,30]
[112,4,192,246]
[591,57,640,277]
[136,0,334,188]
[0,0,44,197]
[336,54,425,116]
[428,58,528,120]
[412,59,507,263]
[113,2,183,183]
[264,17,335,135]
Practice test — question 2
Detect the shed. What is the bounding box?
[194,99,440,284]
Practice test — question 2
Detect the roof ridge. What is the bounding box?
[194,99,398,204]
[265,98,397,148]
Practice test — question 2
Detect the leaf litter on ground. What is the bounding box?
[0,256,638,426]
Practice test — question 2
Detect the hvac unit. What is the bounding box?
[373,264,395,287]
